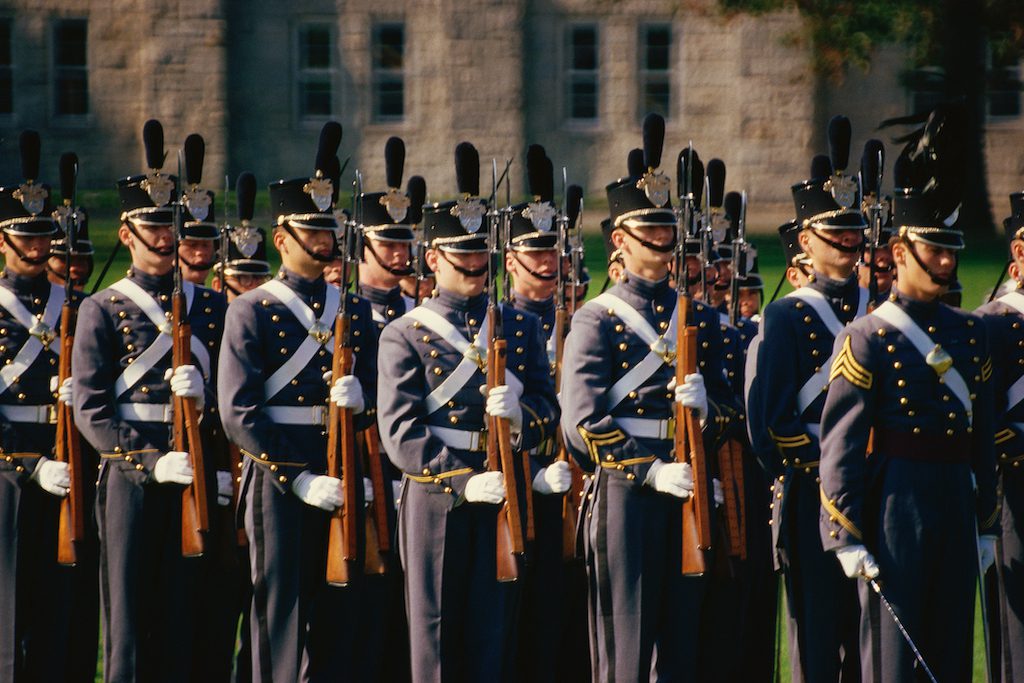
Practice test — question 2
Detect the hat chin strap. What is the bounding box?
[179,254,218,272]
[439,250,487,277]
[809,228,863,254]
[511,254,557,282]
[4,237,50,266]
[127,223,175,257]
[365,241,414,276]
[282,223,335,263]
[619,226,677,254]
[905,239,956,287]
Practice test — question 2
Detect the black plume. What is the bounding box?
[860,139,885,195]
[566,184,583,229]
[324,155,341,205]
[384,136,405,189]
[810,154,833,181]
[315,121,343,175]
[454,142,480,196]
[889,102,968,219]
[59,152,78,204]
[526,145,554,201]
[641,113,665,169]
[724,191,743,236]
[183,134,205,186]
[893,156,913,190]
[19,130,41,181]
[827,115,852,172]
[236,172,256,222]
[677,147,704,204]
[406,175,427,224]
[706,158,726,209]
[627,148,645,179]
[142,119,165,170]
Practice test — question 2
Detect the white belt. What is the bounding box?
[265,405,329,426]
[617,416,675,440]
[117,403,174,423]
[0,404,56,424]
[427,425,487,452]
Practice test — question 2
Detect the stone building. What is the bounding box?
[0,0,1020,228]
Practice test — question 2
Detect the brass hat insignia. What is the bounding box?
[183,188,211,222]
[232,223,262,258]
[303,176,334,212]
[522,202,556,232]
[380,188,411,223]
[825,173,858,210]
[451,198,486,234]
[13,183,48,215]
[637,170,671,208]
[141,173,174,207]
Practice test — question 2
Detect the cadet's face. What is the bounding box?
[800,228,862,278]
[275,226,335,278]
[0,233,51,276]
[607,259,624,283]
[613,225,674,277]
[180,239,215,266]
[858,246,894,293]
[362,238,411,288]
[121,222,175,275]
[214,272,269,301]
[323,260,345,287]
[507,248,558,300]
[426,248,487,296]
[48,254,92,288]
[738,288,761,318]
[894,239,957,300]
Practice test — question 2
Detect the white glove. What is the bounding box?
[835,544,880,580]
[216,470,234,506]
[392,480,403,509]
[291,471,344,511]
[363,477,375,504]
[533,460,572,495]
[167,365,205,411]
[644,460,694,499]
[979,535,999,575]
[153,451,194,486]
[713,478,724,507]
[50,376,75,407]
[671,373,708,422]
[31,456,70,497]
[464,471,506,504]
[486,385,523,433]
[330,375,365,414]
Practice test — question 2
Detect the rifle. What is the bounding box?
[556,179,585,561]
[55,152,86,566]
[860,140,885,307]
[175,144,210,558]
[676,145,712,575]
[486,157,525,582]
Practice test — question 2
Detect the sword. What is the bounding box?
[864,574,938,683]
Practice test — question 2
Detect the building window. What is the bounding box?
[639,24,671,119]
[565,24,599,122]
[0,20,11,115]
[296,23,334,120]
[906,65,1021,120]
[372,22,404,122]
[53,19,88,117]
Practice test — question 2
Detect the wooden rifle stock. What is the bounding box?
[716,438,747,560]
[676,294,712,575]
[175,293,210,558]
[552,307,582,561]
[56,302,85,566]
[361,423,390,575]
[326,314,358,586]
[486,335,525,582]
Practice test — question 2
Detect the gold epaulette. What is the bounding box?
[819,486,863,541]
[829,336,872,390]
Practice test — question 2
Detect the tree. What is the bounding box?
[719,0,1024,231]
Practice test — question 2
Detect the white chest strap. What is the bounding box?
[873,300,973,423]
[108,280,210,399]
[258,279,340,402]
[588,292,678,411]
[0,283,63,395]
[787,287,868,415]
[998,291,1024,412]
[371,308,387,324]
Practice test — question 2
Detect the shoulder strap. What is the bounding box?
[786,287,844,336]
[998,290,1024,316]
[0,283,64,394]
[873,301,973,422]
[406,306,490,414]
[993,291,1024,412]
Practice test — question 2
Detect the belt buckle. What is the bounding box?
[473,430,488,452]
[664,418,675,440]
[47,404,57,424]
[316,405,329,427]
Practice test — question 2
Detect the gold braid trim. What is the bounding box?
[241,448,306,468]
[577,425,626,464]
[768,427,812,449]
[407,467,475,483]
[995,428,1016,446]
[819,486,863,541]
[600,455,658,468]
[980,502,1002,532]
[829,336,873,390]
[981,358,993,383]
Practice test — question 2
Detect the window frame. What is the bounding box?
[564,22,600,125]
[371,21,405,123]
[294,21,336,125]
[0,17,13,118]
[51,17,89,121]
[638,22,672,121]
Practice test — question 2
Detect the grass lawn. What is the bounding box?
[76,203,1005,681]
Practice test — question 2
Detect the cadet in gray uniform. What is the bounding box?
[560,117,730,681]
[376,142,559,682]
[74,120,223,682]
[819,111,998,680]
[0,131,77,681]
[217,123,379,683]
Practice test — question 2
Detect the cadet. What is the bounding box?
[48,197,94,290]
[74,120,224,681]
[210,172,272,301]
[560,117,731,681]
[376,142,559,682]
[751,116,866,682]
[505,145,578,683]
[218,122,379,682]
[178,134,220,287]
[977,191,1024,681]
[0,131,77,681]
[819,130,998,680]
